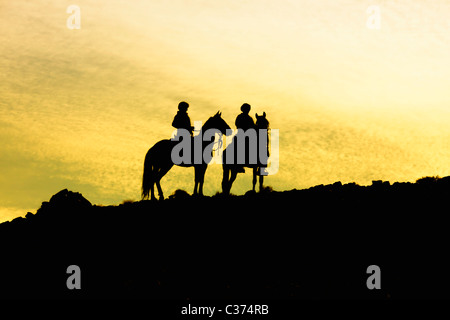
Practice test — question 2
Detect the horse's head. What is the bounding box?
[256,112,270,130]
[204,111,232,136]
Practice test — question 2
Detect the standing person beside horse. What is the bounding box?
[235,103,255,173]
[222,103,270,194]
[235,103,255,132]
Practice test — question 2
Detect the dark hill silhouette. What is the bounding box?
[1,177,450,299]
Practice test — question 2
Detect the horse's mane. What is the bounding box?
[202,116,214,129]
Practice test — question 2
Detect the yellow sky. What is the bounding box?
[1,0,450,222]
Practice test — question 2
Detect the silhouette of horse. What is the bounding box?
[222,112,270,194]
[142,111,231,200]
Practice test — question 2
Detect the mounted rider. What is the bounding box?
[172,101,194,136]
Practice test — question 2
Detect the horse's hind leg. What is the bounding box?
[252,168,257,192]
[155,164,173,200]
[148,165,156,200]
[150,182,156,200]
[155,180,164,200]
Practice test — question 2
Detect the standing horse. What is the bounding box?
[222,112,270,194]
[142,111,231,200]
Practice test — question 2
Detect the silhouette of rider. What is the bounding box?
[172,101,194,136]
[235,103,255,173]
[235,103,255,131]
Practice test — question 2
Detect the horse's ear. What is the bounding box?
[255,113,259,118]
[219,111,222,117]
[263,112,266,117]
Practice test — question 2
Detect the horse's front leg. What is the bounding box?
[252,168,257,192]
[259,173,264,192]
[198,165,207,196]
[193,179,198,195]
[228,169,238,193]
[193,166,200,195]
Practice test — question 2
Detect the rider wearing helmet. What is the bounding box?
[235,103,255,131]
[172,101,194,136]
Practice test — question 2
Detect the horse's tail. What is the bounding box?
[141,149,154,200]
